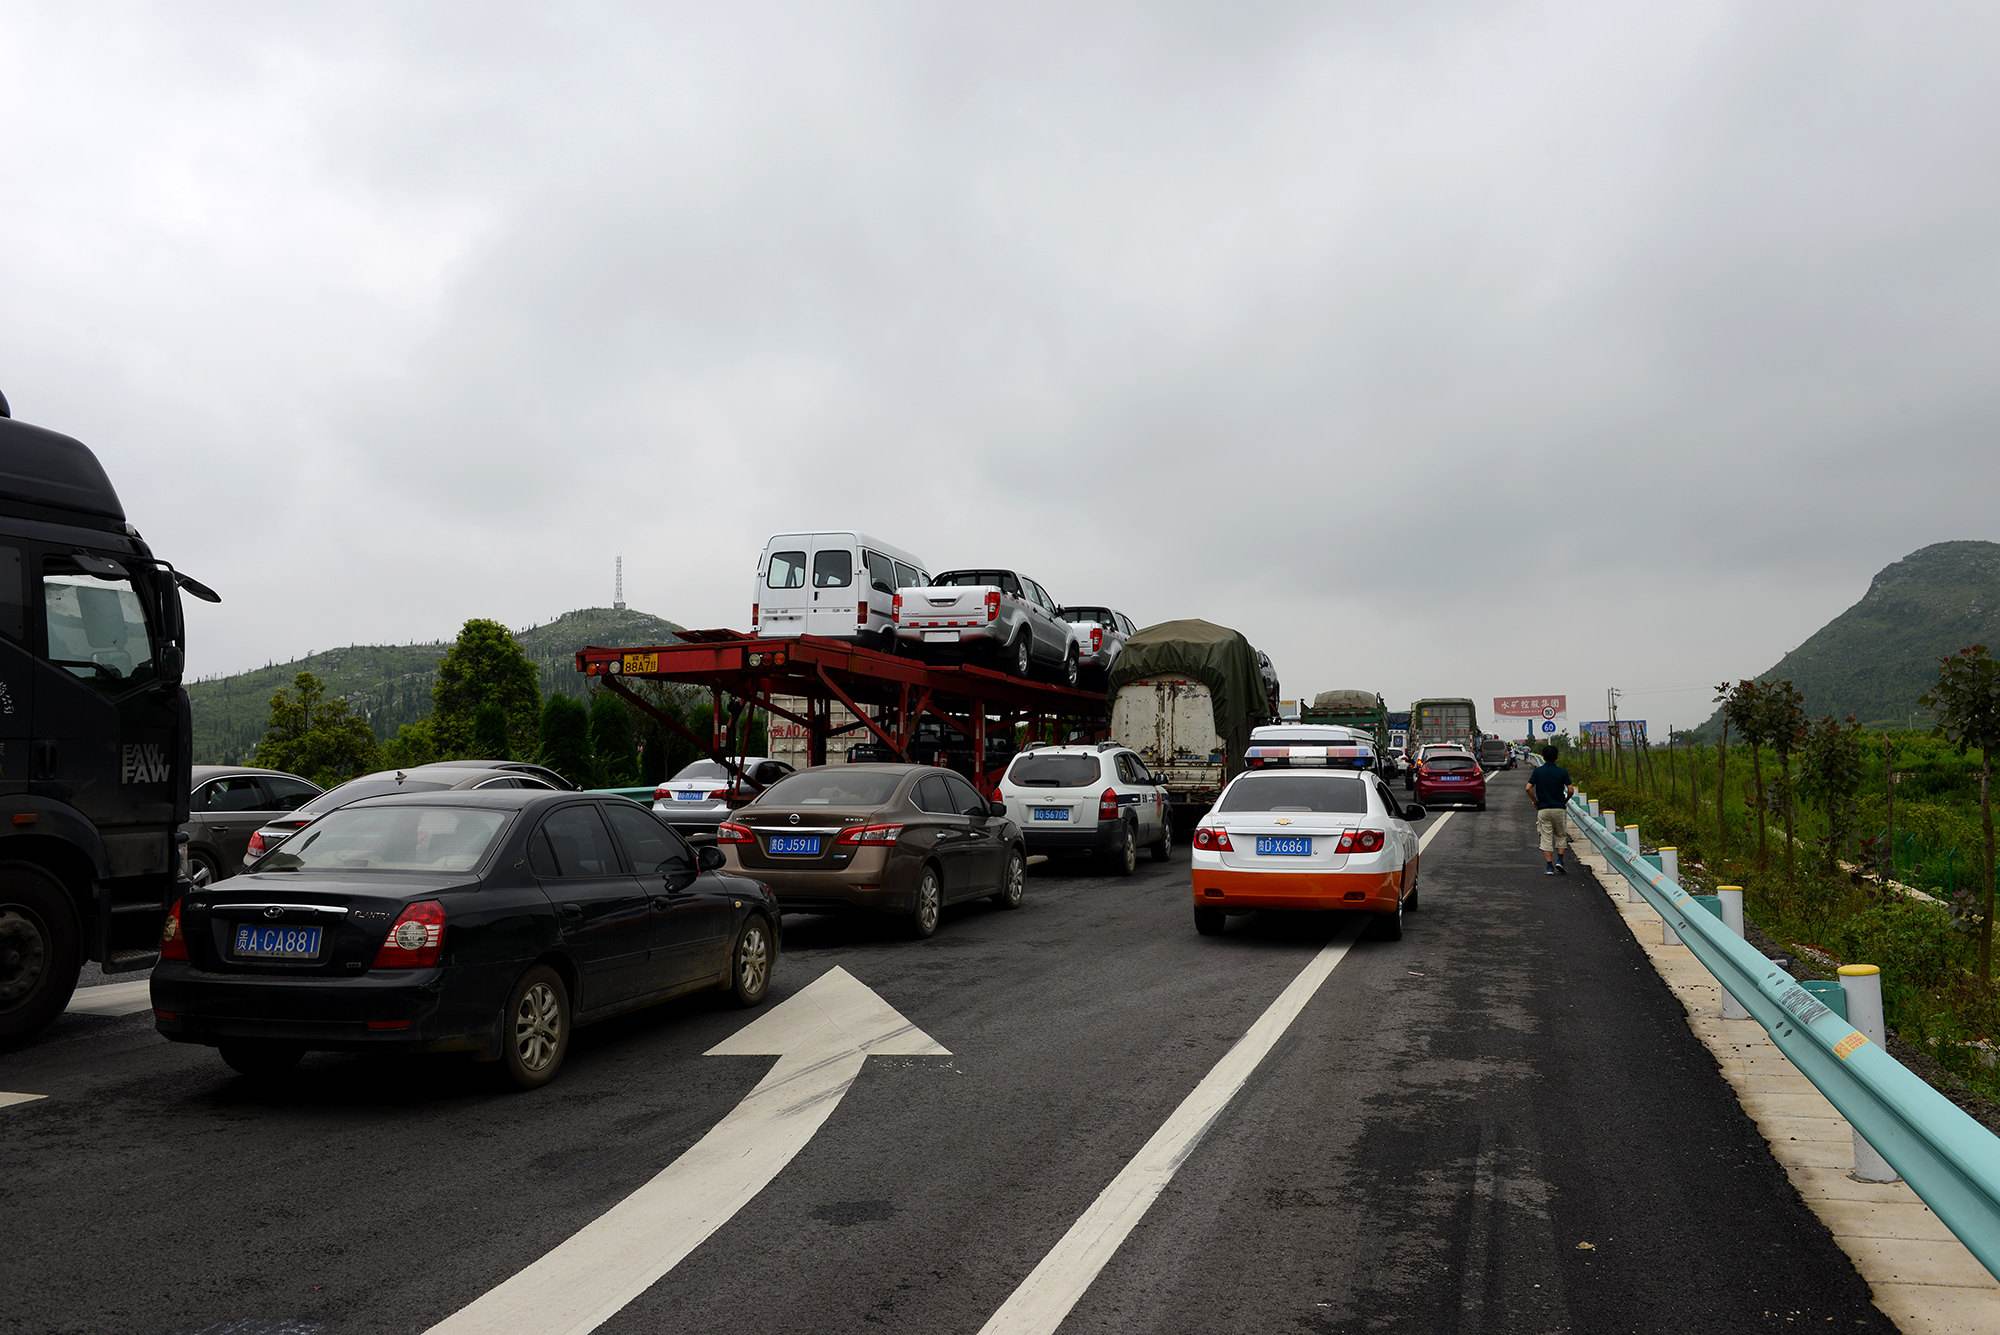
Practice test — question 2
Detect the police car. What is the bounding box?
[1191,737,1426,940]
[996,743,1172,875]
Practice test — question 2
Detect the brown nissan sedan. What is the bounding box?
[715,764,1026,938]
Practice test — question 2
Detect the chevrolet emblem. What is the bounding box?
[1275,817,1292,825]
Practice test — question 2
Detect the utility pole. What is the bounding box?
[1608,687,1623,780]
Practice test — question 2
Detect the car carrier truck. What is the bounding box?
[0,389,217,1045]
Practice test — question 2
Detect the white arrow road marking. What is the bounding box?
[65,978,153,1017]
[426,965,948,1335]
[1,1091,47,1111]
[978,810,1455,1335]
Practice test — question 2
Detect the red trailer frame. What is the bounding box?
[576,630,1109,791]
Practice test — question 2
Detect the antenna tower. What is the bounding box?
[614,554,626,610]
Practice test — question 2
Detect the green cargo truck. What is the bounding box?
[1300,689,1389,757]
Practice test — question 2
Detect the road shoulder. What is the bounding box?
[1564,833,2000,1334]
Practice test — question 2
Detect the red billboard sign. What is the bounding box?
[1494,695,1566,717]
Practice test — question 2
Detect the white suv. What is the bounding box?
[997,743,1172,875]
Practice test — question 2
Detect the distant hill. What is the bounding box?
[189,606,682,763]
[1699,541,2000,733]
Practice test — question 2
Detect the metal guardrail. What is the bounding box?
[1567,793,2000,1283]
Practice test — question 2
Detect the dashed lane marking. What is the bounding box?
[977,812,1455,1334]
[65,978,153,1017]
[1,1091,47,1111]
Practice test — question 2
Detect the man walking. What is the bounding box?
[1526,743,1574,875]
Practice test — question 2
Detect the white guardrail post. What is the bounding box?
[1716,886,1748,1019]
[1660,849,1684,944]
[1839,965,1901,1184]
[1588,798,1601,819]
[1563,793,2000,1277]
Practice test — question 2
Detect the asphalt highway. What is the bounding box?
[2,792,1893,1334]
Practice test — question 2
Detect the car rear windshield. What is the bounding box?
[1063,607,1112,624]
[1427,756,1479,772]
[300,778,449,816]
[669,761,730,784]
[1008,755,1102,787]
[260,806,509,873]
[932,570,1014,590]
[1218,774,1369,814]
[759,769,905,807]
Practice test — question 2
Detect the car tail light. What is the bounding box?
[1193,826,1233,851]
[653,784,674,800]
[1090,626,1103,652]
[984,590,1001,623]
[373,900,446,970]
[1098,787,1119,820]
[706,788,730,800]
[892,593,903,624]
[751,602,759,629]
[835,822,904,845]
[1335,829,1387,854]
[857,599,869,626]
[246,830,268,859]
[716,822,754,844]
[160,897,189,962]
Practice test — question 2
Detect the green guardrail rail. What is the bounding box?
[589,786,657,803]
[1568,793,2000,1282]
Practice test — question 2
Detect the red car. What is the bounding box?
[1413,752,1486,810]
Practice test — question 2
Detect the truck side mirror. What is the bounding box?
[159,643,184,684]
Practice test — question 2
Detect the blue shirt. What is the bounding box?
[1529,763,1572,810]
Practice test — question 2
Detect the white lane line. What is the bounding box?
[978,810,1456,1335]
[65,978,154,1017]
[1,1091,47,1111]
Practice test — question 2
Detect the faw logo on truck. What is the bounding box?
[121,743,172,784]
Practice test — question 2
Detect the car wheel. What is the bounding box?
[0,864,81,1048]
[1149,816,1172,862]
[1404,877,1421,912]
[218,1042,304,1078]
[1194,906,1225,936]
[1010,634,1032,679]
[189,850,219,888]
[910,864,943,938]
[500,964,571,1090]
[1475,801,1487,812]
[730,917,774,1006]
[1103,820,1136,876]
[1062,649,1079,689]
[990,848,1026,909]
[1374,901,1405,940]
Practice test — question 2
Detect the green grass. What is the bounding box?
[1570,747,1999,1103]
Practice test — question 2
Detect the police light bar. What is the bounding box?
[1243,744,1375,770]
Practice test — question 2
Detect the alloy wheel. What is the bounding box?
[1004,854,1024,906]
[1013,638,1031,677]
[738,923,770,997]
[515,982,563,1073]
[917,871,942,933]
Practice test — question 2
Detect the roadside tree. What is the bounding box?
[589,691,637,786]
[432,618,540,757]
[253,671,379,787]
[1920,645,2000,984]
[539,696,594,789]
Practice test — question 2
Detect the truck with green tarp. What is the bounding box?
[1301,689,1390,757]
[1106,618,1272,826]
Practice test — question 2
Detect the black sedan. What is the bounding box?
[152,790,779,1089]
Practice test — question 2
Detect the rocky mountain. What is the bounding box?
[189,606,682,763]
[1701,541,2000,731]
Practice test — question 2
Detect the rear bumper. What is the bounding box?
[1415,782,1485,805]
[1021,821,1122,855]
[896,625,1005,652]
[149,962,503,1055]
[1191,867,1403,912]
[725,848,913,915]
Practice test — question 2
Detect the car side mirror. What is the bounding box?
[697,845,726,872]
[1401,804,1426,821]
[987,800,1007,817]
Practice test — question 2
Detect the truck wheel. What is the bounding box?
[0,864,82,1049]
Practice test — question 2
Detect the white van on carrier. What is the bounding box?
[752,532,930,653]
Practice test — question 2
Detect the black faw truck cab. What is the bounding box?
[0,388,217,1045]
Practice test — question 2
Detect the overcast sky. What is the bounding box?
[6,2,1997,733]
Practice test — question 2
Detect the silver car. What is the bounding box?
[1057,605,1135,685]
[651,756,793,832]
[894,568,1080,684]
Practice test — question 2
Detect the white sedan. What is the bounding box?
[651,757,793,828]
[1190,767,1426,940]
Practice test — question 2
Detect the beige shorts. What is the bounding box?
[1536,807,1571,853]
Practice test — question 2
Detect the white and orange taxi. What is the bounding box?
[1190,764,1426,940]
